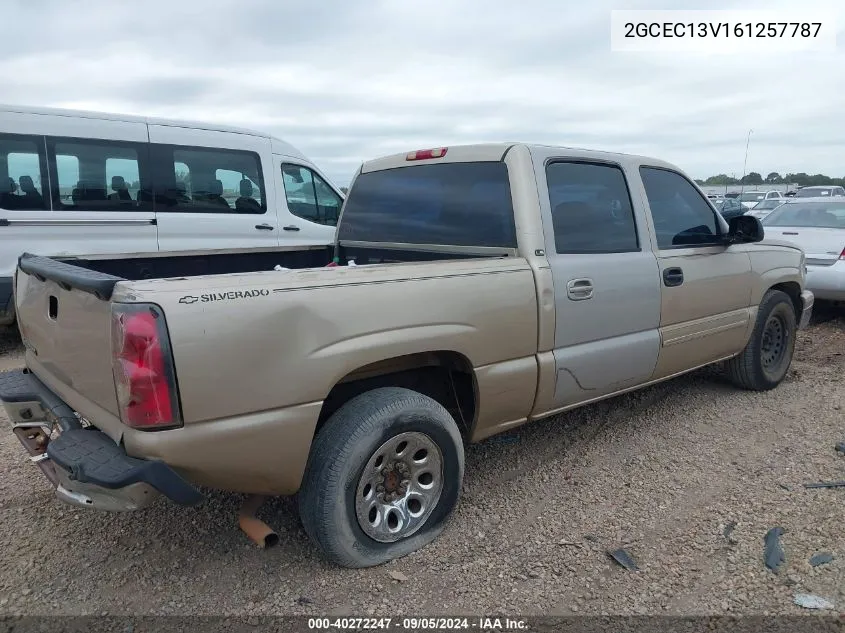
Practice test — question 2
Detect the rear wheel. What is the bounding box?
[725,289,796,390]
[298,387,464,568]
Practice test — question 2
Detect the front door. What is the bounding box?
[636,166,754,380]
[275,157,341,246]
[535,156,663,409]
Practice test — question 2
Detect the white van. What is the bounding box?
[0,104,345,325]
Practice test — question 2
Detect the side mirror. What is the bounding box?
[727,214,764,243]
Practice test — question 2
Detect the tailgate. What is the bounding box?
[15,253,123,417]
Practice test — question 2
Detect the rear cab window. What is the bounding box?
[338,162,516,248]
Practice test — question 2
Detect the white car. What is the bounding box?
[762,197,845,300]
[794,185,845,198]
[747,198,786,220]
[737,190,785,210]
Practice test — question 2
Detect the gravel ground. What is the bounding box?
[0,307,844,617]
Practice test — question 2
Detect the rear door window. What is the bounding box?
[338,162,516,248]
[546,161,639,254]
[1,134,49,210]
[151,146,266,214]
[47,138,152,211]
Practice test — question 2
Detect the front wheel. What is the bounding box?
[725,289,797,390]
[298,387,464,568]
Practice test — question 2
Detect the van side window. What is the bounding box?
[153,146,266,214]
[0,134,49,211]
[48,138,152,212]
[546,161,639,254]
[639,166,721,249]
[281,164,343,226]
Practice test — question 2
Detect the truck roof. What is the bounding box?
[360,142,681,173]
[0,102,307,160]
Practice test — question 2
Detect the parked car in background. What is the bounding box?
[762,197,845,300]
[0,104,346,327]
[748,198,786,220]
[717,197,747,220]
[0,143,812,568]
[794,185,845,198]
[737,190,785,209]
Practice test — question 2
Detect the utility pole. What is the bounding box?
[740,128,753,195]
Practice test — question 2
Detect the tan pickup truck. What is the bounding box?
[1,143,813,568]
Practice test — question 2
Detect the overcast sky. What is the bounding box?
[3,0,844,186]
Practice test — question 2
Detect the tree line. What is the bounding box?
[695,172,845,187]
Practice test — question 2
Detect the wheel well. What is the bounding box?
[316,351,477,439]
[770,281,802,321]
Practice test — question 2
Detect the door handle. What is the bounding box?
[566,278,594,301]
[254,223,274,231]
[663,267,684,287]
[283,225,301,232]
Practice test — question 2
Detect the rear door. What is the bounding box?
[532,151,662,409]
[0,113,158,281]
[273,155,341,245]
[148,125,281,252]
[637,166,754,380]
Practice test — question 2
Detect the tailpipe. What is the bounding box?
[238,494,279,548]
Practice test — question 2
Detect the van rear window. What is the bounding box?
[338,162,517,248]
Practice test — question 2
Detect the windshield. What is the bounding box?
[739,192,766,202]
[753,200,783,210]
[762,201,845,228]
[338,162,517,248]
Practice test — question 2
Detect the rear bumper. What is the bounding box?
[799,290,814,330]
[0,368,203,511]
[806,262,845,301]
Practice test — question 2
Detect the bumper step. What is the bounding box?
[48,429,203,505]
[1,368,203,508]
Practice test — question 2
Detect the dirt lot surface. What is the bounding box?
[1,308,844,617]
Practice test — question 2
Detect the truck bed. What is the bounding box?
[41,243,492,283]
[13,245,514,427]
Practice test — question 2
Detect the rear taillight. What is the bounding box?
[110,303,181,430]
[406,147,448,161]
[840,247,845,261]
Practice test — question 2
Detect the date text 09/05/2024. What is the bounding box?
[307,617,528,630]
[623,21,822,39]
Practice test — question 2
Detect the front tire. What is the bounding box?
[726,289,797,390]
[298,387,464,568]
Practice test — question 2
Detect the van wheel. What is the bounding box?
[725,289,796,391]
[298,387,464,568]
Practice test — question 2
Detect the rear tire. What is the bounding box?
[725,289,796,391]
[298,387,464,568]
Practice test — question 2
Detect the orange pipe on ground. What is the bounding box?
[238,494,279,548]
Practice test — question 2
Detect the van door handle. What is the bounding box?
[566,278,594,301]
[283,225,301,232]
[254,223,274,231]
[663,267,684,287]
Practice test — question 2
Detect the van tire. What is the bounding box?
[298,387,464,568]
[725,289,796,391]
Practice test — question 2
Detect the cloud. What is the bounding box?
[2,0,844,185]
